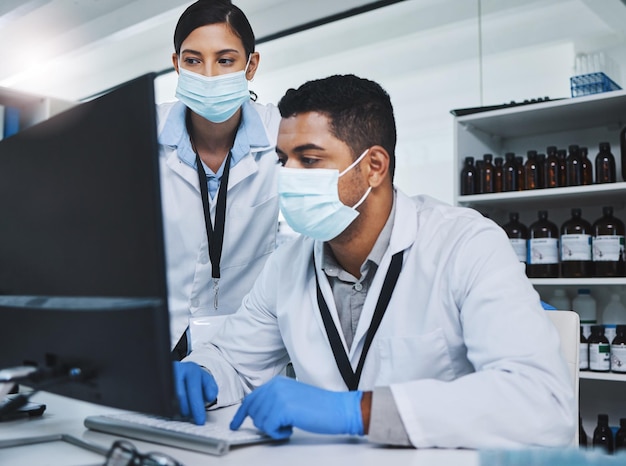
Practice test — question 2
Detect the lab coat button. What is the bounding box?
[354,283,363,292]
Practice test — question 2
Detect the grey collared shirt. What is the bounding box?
[321,192,411,446]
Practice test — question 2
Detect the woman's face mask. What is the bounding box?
[175,57,251,123]
[278,149,372,241]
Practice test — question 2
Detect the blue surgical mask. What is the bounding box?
[175,60,250,123]
[278,149,372,241]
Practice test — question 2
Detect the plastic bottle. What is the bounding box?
[544,145,559,188]
[556,149,567,187]
[527,210,559,278]
[502,212,528,266]
[480,154,494,194]
[602,294,626,343]
[615,418,626,452]
[611,325,626,374]
[503,152,517,192]
[566,144,583,187]
[573,289,597,338]
[514,156,525,191]
[560,208,593,278]
[592,413,614,453]
[493,156,503,193]
[588,325,610,372]
[592,206,626,277]
[548,288,570,310]
[595,142,616,184]
[580,326,589,371]
[524,150,541,190]
[460,156,477,195]
[580,146,593,185]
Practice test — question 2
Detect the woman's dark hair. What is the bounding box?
[278,74,397,180]
[173,0,255,56]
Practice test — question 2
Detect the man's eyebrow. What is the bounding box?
[276,143,325,155]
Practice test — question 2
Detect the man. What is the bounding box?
[175,74,575,448]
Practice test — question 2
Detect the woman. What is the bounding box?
[158,0,280,359]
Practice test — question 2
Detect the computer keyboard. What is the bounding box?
[84,411,275,456]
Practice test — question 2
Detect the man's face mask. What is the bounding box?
[278,149,372,241]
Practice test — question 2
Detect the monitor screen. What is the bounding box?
[0,73,178,417]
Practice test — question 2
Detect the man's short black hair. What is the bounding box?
[278,74,396,180]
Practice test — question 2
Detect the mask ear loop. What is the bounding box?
[339,148,370,177]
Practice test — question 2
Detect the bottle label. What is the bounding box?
[509,238,527,262]
[592,235,625,262]
[528,238,559,264]
[589,342,610,371]
[579,342,589,370]
[611,345,626,373]
[560,234,592,261]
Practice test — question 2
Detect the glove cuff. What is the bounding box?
[344,390,364,436]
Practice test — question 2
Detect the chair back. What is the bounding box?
[546,310,580,446]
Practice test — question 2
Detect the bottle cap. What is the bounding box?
[591,324,605,334]
[598,413,609,425]
[602,206,613,216]
[578,288,591,295]
[616,324,626,335]
[599,142,610,151]
[568,144,579,153]
[547,145,557,153]
[505,152,515,160]
[571,208,581,216]
[464,156,474,163]
[509,212,519,220]
[483,153,493,162]
[527,150,537,158]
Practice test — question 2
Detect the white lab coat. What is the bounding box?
[157,101,281,348]
[186,191,575,448]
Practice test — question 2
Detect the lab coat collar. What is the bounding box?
[312,188,418,362]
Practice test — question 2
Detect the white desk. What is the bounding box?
[0,392,479,466]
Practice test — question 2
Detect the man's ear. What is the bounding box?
[366,145,391,188]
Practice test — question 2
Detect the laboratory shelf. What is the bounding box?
[579,371,626,382]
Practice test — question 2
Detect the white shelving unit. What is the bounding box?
[0,87,74,136]
[453,89,626,437]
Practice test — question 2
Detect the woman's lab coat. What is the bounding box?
[186,190,575,448]
[157,101,280,348]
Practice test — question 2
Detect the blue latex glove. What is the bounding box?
[172,361,218,425]
[230,376,363,440]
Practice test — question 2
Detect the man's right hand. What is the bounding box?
[173,361,218,425]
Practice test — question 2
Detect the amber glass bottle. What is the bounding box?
[502,212,528,270]
[527,210,559,278]
[493,157,503,193]
[595,142,616,184]
[544,145,559,188]
[460,156,477,195]
[566,144,582,186]
[560,208,593,278]
[592,206,626,277]
[502,152,517,192]
[514,156,525,191]
[580,146,593,185]
[480,154,494,194]
[524,150,540,190]
[556,149,567,187]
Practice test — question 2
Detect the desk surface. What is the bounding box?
[0,392,479,466]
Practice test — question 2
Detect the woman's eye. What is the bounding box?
[218,58,234,65]
[184,57,200,65]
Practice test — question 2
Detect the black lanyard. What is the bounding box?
[195,151,232,309]
[314,251,403,390]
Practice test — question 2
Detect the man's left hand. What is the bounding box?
[229,376,363,439]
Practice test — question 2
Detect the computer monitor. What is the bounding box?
[0,73,178,418]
